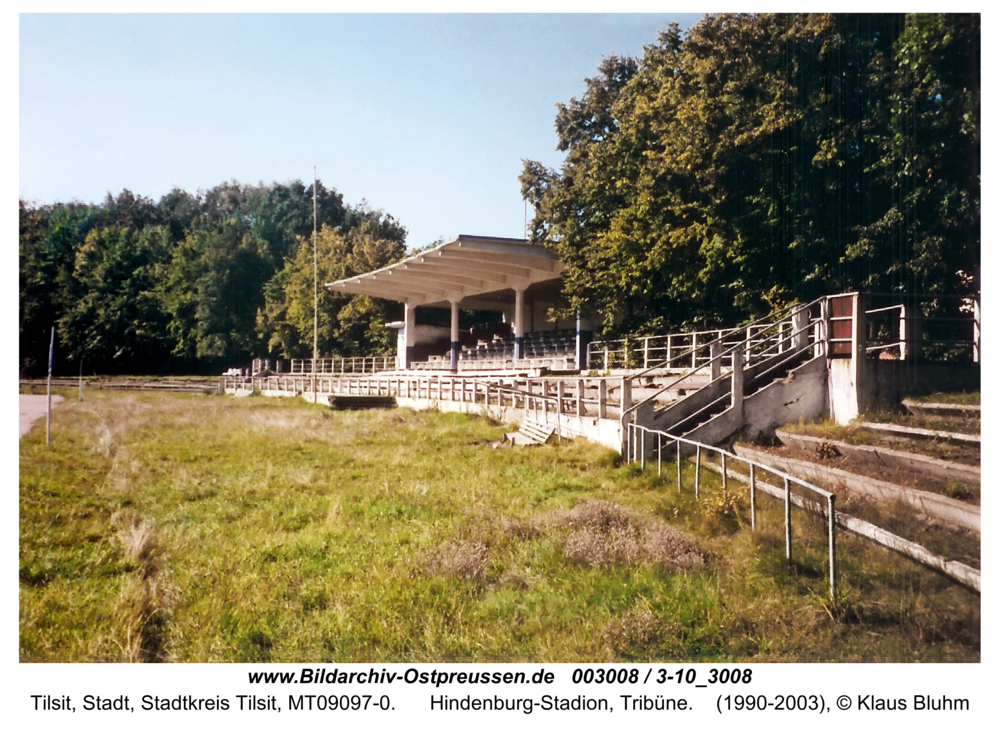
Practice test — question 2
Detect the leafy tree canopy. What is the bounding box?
[521,13,979,335]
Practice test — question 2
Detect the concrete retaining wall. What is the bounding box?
[743,355,827,439]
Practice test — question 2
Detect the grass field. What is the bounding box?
[19,390,980,662]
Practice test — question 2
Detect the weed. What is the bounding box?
[19,390,980,662]
[815,441,839,460]
[604,608,682,658]
[700,489,744,532]
[425,540,490,581]
[556,501,704,571]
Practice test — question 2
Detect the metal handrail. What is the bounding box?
[624,300,807,383]
[620,298,823,423]
[626,422,836,600]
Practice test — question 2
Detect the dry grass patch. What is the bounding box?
[556,500,704,571]
[109,509,173,662]
[424,540,490,581]
[604,608,683,658]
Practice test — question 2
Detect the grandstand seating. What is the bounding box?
[410,329,578,371]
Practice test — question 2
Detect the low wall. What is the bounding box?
[397,395,623,451]
[866,361,980,408]
[744,355,827,439]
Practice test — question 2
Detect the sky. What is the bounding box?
[19,12,702,250]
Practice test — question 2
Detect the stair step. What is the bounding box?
[505,420,556,445]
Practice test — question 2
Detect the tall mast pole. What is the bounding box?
[313,166,318,402]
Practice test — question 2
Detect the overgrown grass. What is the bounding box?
[20,392,979,662]
[908,391,981,406]
[782,416,981,462]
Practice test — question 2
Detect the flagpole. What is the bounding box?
[312,166,318,403]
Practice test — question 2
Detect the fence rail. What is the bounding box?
[625,422,837,600]
[223,373,630,420]
[863,303,980,362]
[289,357,395,375]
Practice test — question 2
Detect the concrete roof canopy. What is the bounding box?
[324,235,565,308]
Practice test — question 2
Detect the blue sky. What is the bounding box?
[19,13,701,249]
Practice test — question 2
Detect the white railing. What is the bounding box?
[589,328,734,371]
[864,302,980,362]
[619,299,824,432]
[625,422,837,601]
[289,357,395,375]
[222,373,629,419]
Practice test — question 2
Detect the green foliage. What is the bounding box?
[521,13,979,335]
[19,180,408,375]
[257,220,407,358]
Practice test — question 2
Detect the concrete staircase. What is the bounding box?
[627,300,827,449]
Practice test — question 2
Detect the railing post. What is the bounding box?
[667,334,673,368]
[749,463,757,531]
[721,452,728,490]
[643,337,649,369]
[784,477,792,561]
[731,342,744,423]
[676,438,681,492]
[657,432,662,477]
[691,332,699,368]
[828,493,837,603]
[694,445,701,499]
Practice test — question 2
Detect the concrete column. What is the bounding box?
[514,287,526,360]
[829,292,868,424]
[575,309,593,371]
[731,342,744,422]
[403,303,417,370]
[598,379,607,419]
[793,305,810,351]
[710,339,722,380]
[899,304,922,361]
[852,293,867,363]
[449,299,461,371]
[820,297,830,358]
[974,299,981,363]
[620,377,632,417]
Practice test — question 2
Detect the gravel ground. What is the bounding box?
[19,394,63,439]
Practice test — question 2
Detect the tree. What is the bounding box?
[853,14,980,305]
[59,226,172,371]
[521,14,977,336]
[257,220,406,359]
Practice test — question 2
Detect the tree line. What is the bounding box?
[19,180,407,375]
[521,13,980,336]
[21,14,979,376]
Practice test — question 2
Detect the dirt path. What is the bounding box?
[19,394,63,439]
